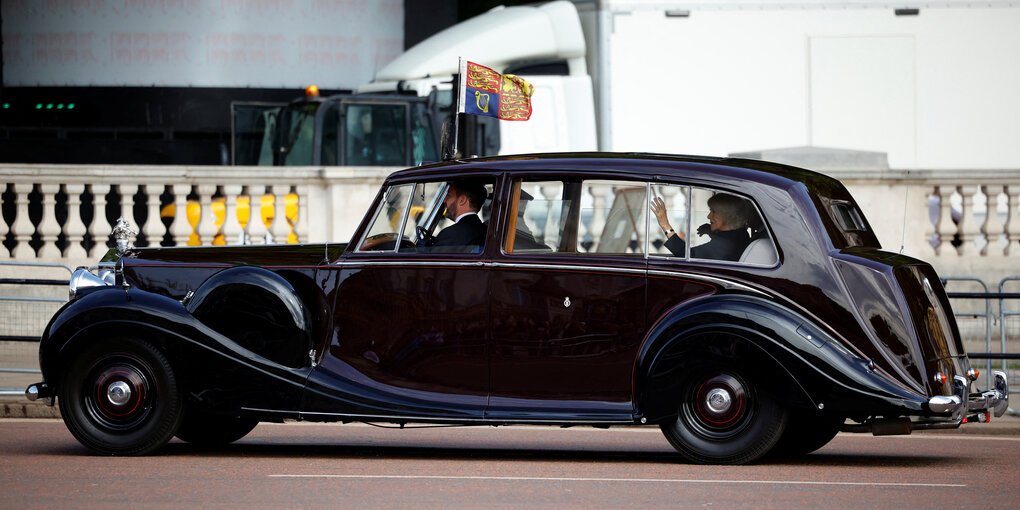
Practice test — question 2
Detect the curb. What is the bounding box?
[2,399,60,419]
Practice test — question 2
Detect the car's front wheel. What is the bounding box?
[660,369,787,464]
[58,338,183,456]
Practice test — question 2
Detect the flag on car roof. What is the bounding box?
[458,58,534,121]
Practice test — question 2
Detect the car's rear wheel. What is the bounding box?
[176,406,258,446]
[769,409,843,458]
[58,338,182,456]
[660,369,787,464]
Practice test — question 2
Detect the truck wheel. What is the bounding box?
[660,369,787,464]
[58,338,182,456]
[176,407,258,446]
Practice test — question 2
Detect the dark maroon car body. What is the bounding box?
[28,153,1008,463]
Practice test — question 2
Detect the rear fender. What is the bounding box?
[634,295,925,423]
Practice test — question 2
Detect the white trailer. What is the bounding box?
[367,0,1020,170]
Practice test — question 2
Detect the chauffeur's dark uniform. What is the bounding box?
[431,214,486,253]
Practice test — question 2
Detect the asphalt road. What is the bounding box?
[2,419,1018,509]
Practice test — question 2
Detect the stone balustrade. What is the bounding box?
[1,164,1018,285]
[0,164,397,270]
[828,168,1020,286]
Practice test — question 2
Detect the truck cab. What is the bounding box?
[231,92,440,167]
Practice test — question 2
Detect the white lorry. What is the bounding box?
[363,0,1020,171]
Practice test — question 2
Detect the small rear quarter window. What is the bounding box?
[832,202,866,232]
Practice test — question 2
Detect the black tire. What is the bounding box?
[58,338,183,456]
[176,406,258,447]
[660,369,787,465]
[769,410,842,458]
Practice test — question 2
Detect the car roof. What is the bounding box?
[389,152,835,192]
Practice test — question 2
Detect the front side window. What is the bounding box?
[357,179,494,254]
[357,184,414,252]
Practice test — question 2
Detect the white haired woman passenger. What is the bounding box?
[651,193,751,261]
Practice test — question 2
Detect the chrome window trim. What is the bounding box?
[393,183,416,253]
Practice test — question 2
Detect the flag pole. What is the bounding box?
[442,58,467,161]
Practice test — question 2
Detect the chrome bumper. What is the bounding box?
[845,371,1010,435]
[927,370,1009,421]
[25,382,54,406]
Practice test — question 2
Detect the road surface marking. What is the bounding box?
[269,474,965,488]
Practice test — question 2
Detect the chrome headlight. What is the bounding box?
[69,267,113,300]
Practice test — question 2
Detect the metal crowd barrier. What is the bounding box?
[0,262,71,396]
[943,276,1020,414]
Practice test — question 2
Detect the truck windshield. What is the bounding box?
[232,103,283,165]
[282,102,318,166]
[233,99,438,166]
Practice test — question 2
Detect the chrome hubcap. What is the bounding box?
[705,388,732,413]
[106,381,132,406]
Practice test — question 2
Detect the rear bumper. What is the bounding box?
[843,371,1009,435]
[926,370,1009,419]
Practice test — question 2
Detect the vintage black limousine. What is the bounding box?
[27,153,1008,464]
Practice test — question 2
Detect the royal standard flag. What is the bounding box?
[458,58,534,121]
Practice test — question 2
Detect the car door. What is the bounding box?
[301,178,495,420]
[486,178,649,422]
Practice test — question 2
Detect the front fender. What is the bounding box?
[634,295,928,423]
[185,266,317,368]
[39,286,307,412]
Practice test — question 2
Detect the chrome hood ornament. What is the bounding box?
[112,217,137,254]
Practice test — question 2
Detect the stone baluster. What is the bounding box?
[37,184,62,259]
[1006,186,1020,257]
[248,186,268,244]
[934,185,957,256]
[64,184,88,259]
[141,185,164,247]
[222,185,243,246]
[117,184,135,228]
[271,185,290,244]
[0,187,8,258]
[957,185,980,256]
[295,185,309,243]
[587,184,608,253]
[982,185,1005,257]
[171,184,193,247]
[195,184,218,246]
[239,187,253,245]
[89,184,113,258]
[540,184,560,248]
[10,183,36,259]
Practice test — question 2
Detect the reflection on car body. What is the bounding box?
[27,152,1008,464]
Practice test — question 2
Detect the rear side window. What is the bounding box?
[506,179,647,256]
[832,201,867,232]
[653,184,777,266]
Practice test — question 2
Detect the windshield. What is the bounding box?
[235,98,438,166]
[281,102,318,166]
[232,103,283,165]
